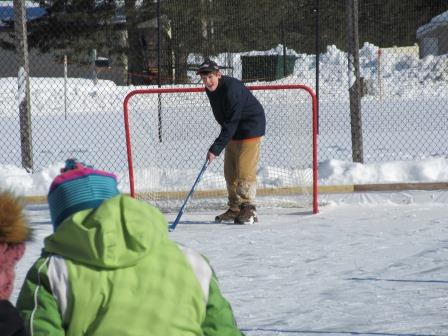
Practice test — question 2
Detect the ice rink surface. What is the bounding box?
[14,190,448,336]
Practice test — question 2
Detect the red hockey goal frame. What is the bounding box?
[123,84,318,214]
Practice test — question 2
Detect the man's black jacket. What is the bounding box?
[206,76,266,156]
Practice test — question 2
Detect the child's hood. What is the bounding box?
[44,195,169,269]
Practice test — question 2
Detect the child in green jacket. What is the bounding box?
[17,159,244,336]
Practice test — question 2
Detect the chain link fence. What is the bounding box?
[1,0,448,182]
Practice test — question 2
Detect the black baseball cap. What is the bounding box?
[196,59,220,75]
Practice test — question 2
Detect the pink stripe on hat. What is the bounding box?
[47,159,120,230]
[49,167,117,193]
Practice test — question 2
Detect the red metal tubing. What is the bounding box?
[123,84,318,213]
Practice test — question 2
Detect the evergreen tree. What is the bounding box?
[2,0,448,83]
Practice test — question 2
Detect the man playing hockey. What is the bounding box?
[197,59,266,224]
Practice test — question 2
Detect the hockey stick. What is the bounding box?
[169,159,209,232]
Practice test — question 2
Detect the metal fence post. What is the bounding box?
[157,0,163,142]
[91,49,98,85]
[314,0,320,134]
[64,54,68,119]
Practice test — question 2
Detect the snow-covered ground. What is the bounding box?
[3,42,448,335]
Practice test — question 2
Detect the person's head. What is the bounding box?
[0,190,30,300]
[47,158,120,231]
[196,59,222,92]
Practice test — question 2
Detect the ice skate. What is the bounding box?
[215,208,240,223]
[233,204,258,224]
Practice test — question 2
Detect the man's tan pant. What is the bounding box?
[224,138,261,211]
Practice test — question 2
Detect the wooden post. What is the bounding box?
[14,0,33,171]
[346,0,363,163]
[117,29,128,85]
[377,48,383,101]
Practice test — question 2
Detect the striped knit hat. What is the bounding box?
[48,159,119,230]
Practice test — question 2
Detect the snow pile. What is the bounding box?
[189,42,447,97]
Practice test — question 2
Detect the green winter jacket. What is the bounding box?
[16,195,243,336]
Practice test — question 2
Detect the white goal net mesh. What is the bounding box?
[124,85,317,213]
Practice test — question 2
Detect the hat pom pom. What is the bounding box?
[61,158,93,173]
[0,191,30,243]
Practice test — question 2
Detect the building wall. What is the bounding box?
[0,47,127,84]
